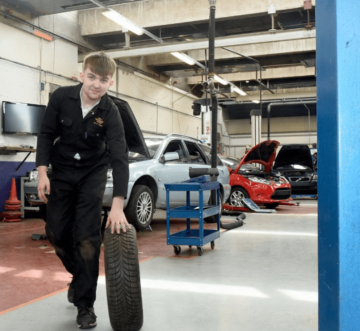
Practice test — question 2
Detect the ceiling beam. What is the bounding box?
[78,29,316,61]
[187,66,316,84]
[79,0,316,37]
[149,38,316,66]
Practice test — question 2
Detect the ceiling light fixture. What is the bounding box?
[231,85,247,96]
[252,100,260,104]
[170,52,196,65]
[214,75,229,85]
[102,10,144,35]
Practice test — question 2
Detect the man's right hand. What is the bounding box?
[37,166,50,203]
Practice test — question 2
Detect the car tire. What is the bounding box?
[229,187,249,207]
[125,185,154,230]
[204,192,223,224]
[265,203,279,209]
[104,226,143,331]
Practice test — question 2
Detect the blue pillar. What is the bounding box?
[317,1,360,330]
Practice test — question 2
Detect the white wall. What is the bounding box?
[0,21,78,162]
[107,70,201,136]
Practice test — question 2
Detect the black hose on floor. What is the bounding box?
[220,213,246,230]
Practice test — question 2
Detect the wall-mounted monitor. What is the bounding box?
[2,101,46,135]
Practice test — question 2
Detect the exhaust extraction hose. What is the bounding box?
[207,0,245,230]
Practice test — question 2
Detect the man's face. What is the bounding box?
[80,67,114,102]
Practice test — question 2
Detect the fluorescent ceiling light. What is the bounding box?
[232,85,247,96]
[102,10,144,35]
[170,52,196,65]
[214,75,229,85]
[252,100,260,104]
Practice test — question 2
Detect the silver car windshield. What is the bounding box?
[198,144,223,166]
[145,138,163,158]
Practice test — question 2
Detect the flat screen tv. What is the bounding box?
[2,101,46,135]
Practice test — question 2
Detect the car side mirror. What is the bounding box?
[161,152,180,163]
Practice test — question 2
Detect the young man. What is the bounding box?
[36,52,130,329]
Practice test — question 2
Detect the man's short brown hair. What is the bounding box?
[82,52,117,77]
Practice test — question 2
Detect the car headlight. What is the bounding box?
[312,174,318,181]
[280,176,289,183]
[29,171,39,182]
[107,169,113,179]
[247,176,271,185]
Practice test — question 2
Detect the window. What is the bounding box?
[184,141,206,165]
[198,144,223,166]
[163,140,187,163]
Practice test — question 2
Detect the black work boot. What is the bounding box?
[77,307,97,329]
[67,282,74,304]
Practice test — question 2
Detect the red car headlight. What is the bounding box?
[247,176,272,185]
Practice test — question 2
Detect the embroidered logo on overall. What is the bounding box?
[94,117,104,127]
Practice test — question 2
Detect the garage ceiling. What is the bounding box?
[1,0,144,16]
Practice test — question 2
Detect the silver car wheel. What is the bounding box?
[136,192,153,225]
[230,190,246,207]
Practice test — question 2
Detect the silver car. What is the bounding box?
[106,134,231,229]
[25,97,230,230]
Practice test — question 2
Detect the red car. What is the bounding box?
[223,140,292,209]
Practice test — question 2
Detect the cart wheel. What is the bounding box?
[173,245,181,255]
[197,246,203,256]
[189,245,192,249]
[211,241,215,249]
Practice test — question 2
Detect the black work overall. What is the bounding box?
[36,84,129,308]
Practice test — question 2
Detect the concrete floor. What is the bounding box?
[0,200,318,331]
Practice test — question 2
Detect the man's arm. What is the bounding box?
[37,166,50,203]
[105,103,130,233]
[36,87,65,203]
[36,87,64,167]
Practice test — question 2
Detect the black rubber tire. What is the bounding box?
[204,192,223,224]
[265,203,279,209]
[229,187,249,207]
[197,246,203,256]
[125,185,154,231]
[104,226,143,331]
[210,241,215,249]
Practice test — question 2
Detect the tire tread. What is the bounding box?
[104,226,143,331]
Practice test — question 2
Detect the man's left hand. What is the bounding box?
[106,196,130,234]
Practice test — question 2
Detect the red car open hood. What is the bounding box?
[234,140,280,173]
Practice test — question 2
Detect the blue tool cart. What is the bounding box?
[165,175,220,256]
